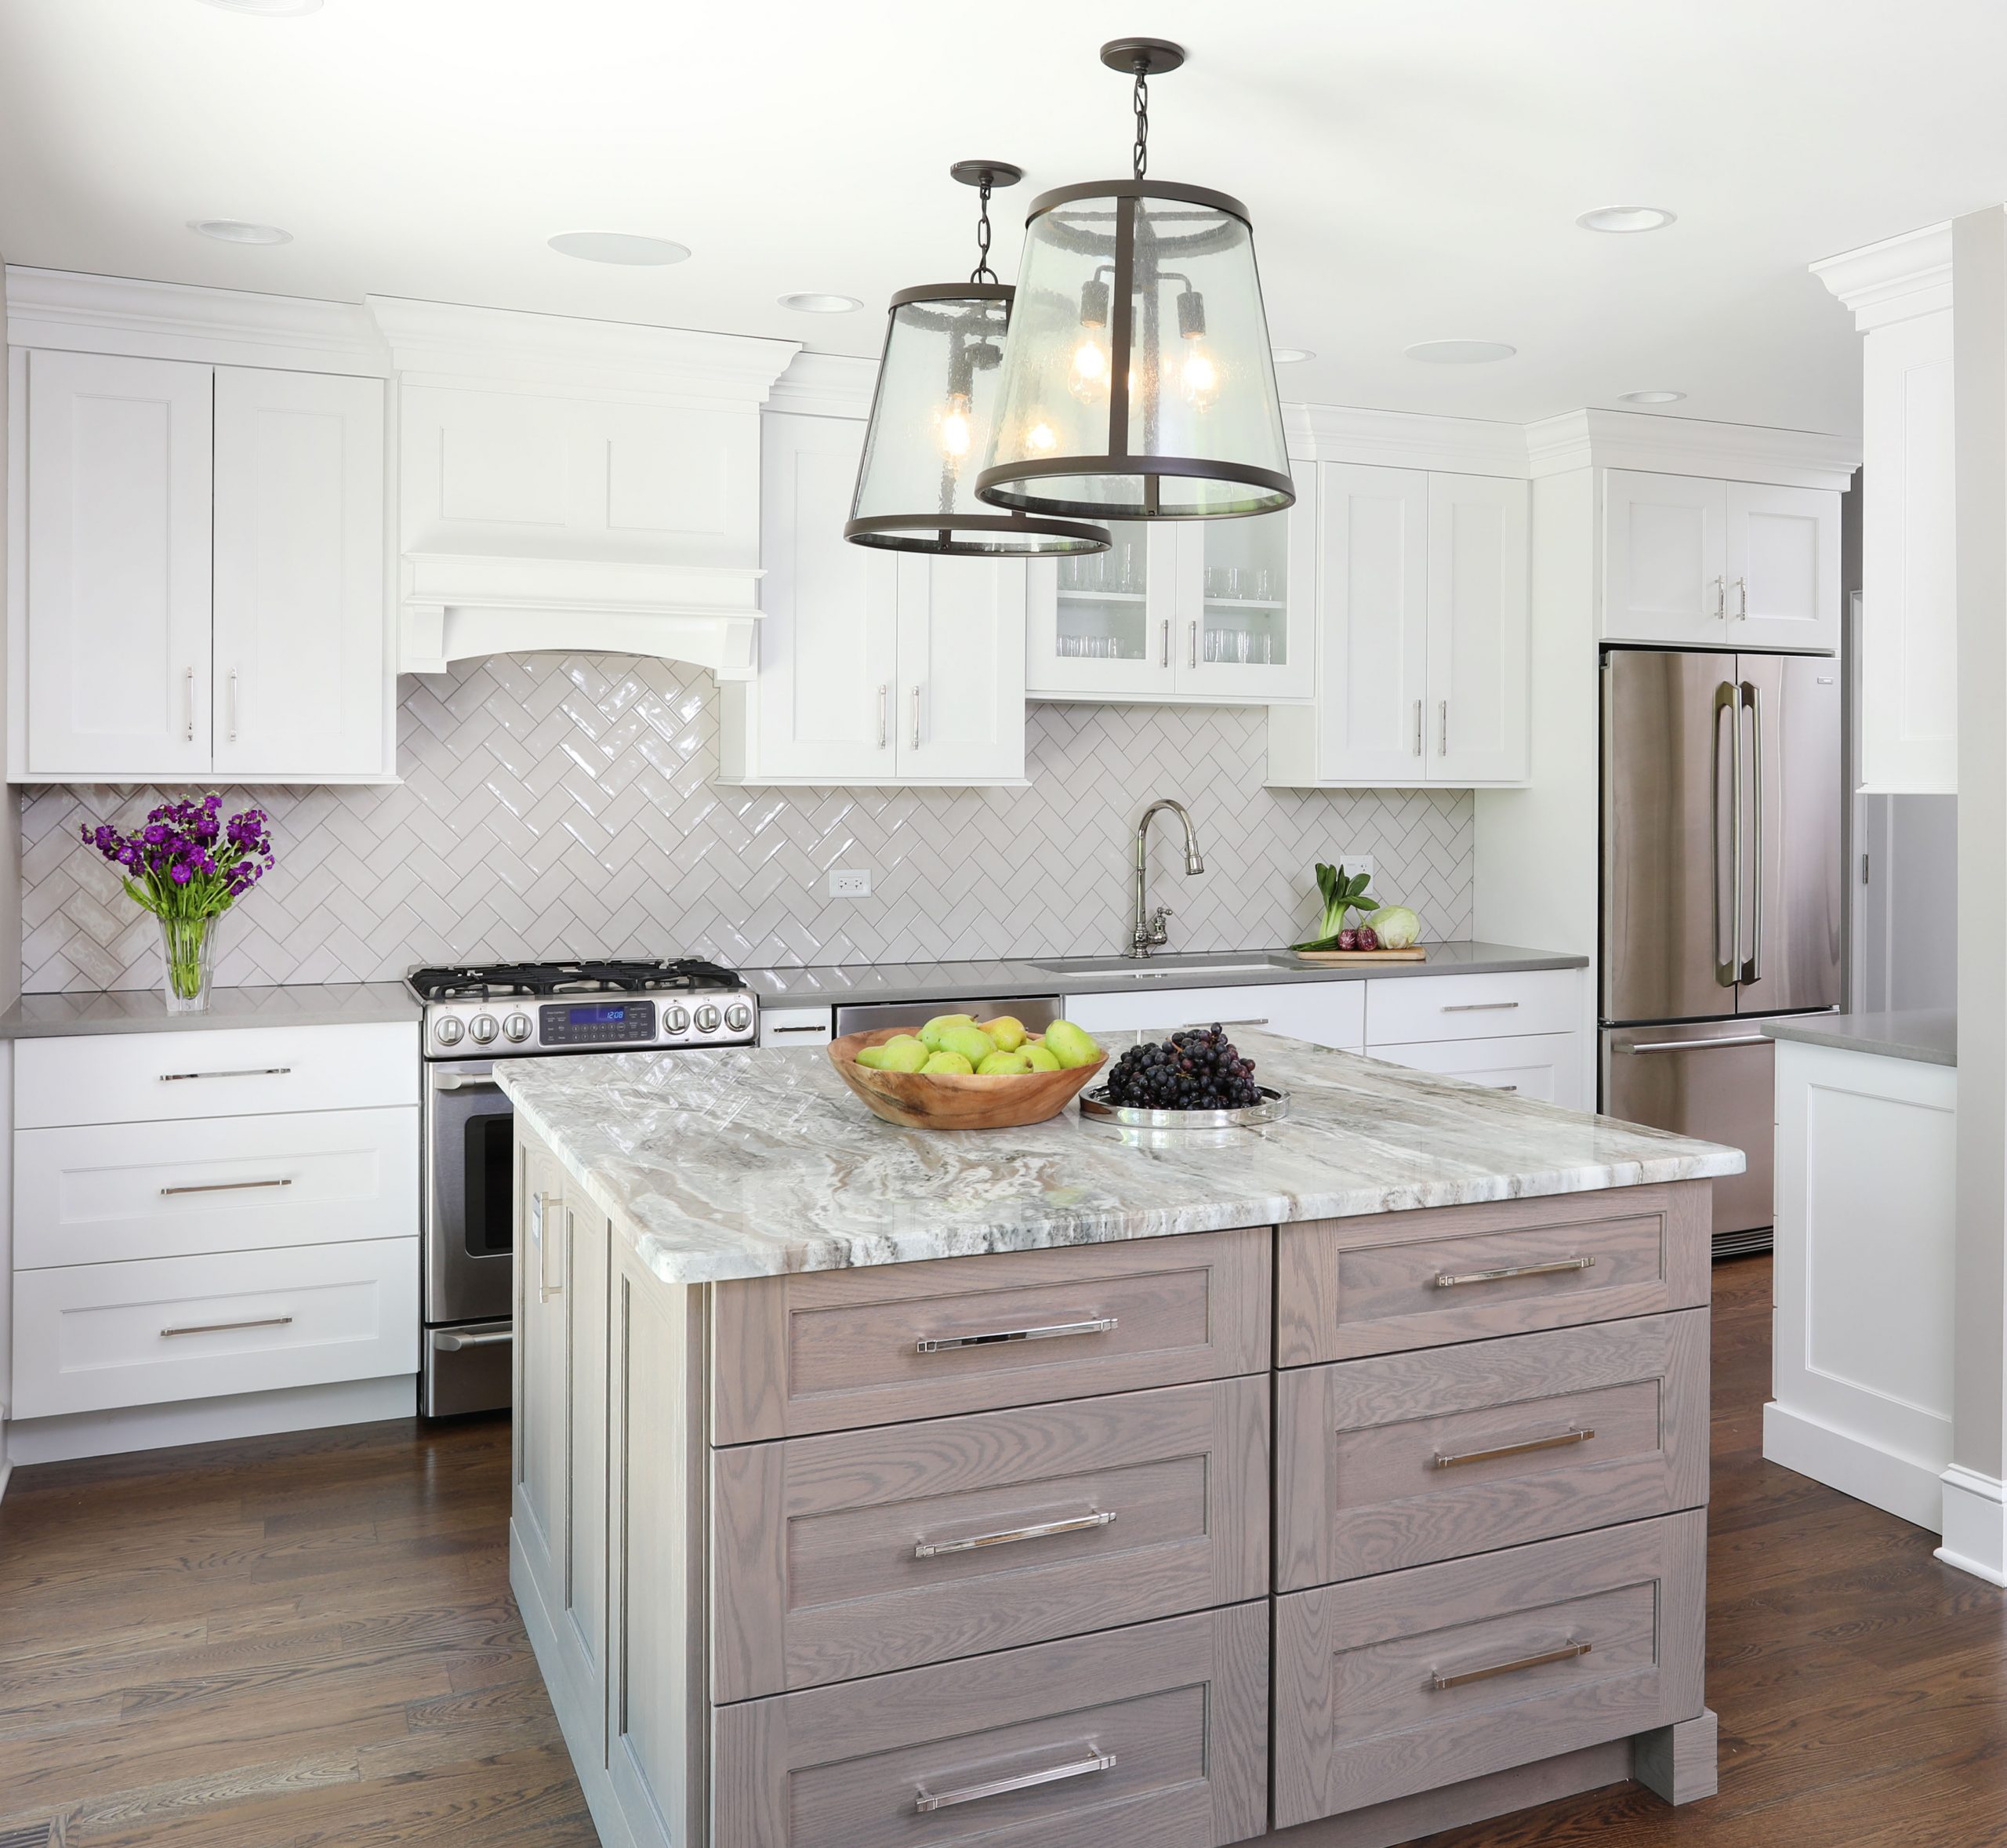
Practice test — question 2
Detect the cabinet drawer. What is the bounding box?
[1276,1312,1708,1588]
[12,1236,418,1418]
[15,1022,418,1128]
[1273,1512,1705,1827]
[1368,1031,1584,1109]
[1062,982,1364,1051]
[712,1227,1270,1443]
[758,1007,833,1048]
[713,1603,1268,1848]
[14,1106,418,1268]
[1277,1184,1710,1365]
[1364,970,1578,1047]
[712,1376,1270,1701]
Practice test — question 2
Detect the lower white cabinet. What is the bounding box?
[1364,968,1581,1046]
[1061,980,1365,1051]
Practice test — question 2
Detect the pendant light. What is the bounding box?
[974,39,1294,521]
[844,162,1110,556]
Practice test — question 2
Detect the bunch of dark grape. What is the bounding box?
[1103,1023,1263,1112]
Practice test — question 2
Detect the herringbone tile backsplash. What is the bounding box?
[20,655,1474,993]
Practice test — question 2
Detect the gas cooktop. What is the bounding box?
[408,958,746,1002]
[409,959,756,1056]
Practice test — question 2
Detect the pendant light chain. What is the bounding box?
[1131,63,1149,178]
[969,171,997,285]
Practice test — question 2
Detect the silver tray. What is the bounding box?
[1079,1084,1290,1129]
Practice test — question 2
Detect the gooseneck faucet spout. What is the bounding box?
[1127,798,1205,958]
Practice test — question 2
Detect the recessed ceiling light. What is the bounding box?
[1271,347,1316,364]
[197,0,324,13]
[1404,339,1516,365]
[187,219,292,245]
[1577,205,1677,234]
[547,231,691,266]
[778,292,862,314]
[1620,389,1686,405]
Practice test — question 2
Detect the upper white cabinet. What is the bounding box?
[1027,459,1316,705]
[1266,461,1528,788]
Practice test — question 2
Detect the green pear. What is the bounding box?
[976,1050,1033,1075]
[918,1014,976,1049]
[1021,1042,1061,1071]
[1043,1019,1101,1069]
[938,1025,996,1064]
[876,1035,931,1073]
[922,1050,975,1075]
[982,1015,1029,1052]
[855,1044,891,1069]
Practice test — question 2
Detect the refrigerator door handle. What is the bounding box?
[1712,680,1742,987]
[1740,677,1763,986]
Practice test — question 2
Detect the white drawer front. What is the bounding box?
[16,1022,419,1128]
[759,1007,833,1047]
[1364,970,1579,1047]
[1062,982,1365,1051]
[12,1237,418,1418]
[1369,1033,1585,1109]
[15,1106,419,1269]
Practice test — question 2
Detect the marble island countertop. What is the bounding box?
[496,1029,1744,1286]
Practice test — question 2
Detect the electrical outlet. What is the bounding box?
[1334,855,1374,884]
[828,869,870,898]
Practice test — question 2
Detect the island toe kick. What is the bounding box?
[507,1120,1720,1848]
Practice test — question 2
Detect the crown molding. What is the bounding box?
[1524,408,1859,488]
[1811,221,1954,330]
[766,350,880,419]
[5,266,387,373]
[1286,401,1531,477]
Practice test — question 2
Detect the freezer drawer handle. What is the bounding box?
[1435,1256,1593,1288]
[1432,1641,1591,1691]
[1435,1428,1595,1469]
[159,1177,292,1196]
[1624,1035,1773,1055]
[916,1316,1116,1354]
[161,1315,293,1338]
[434,1327,514,1351]
[916,1751,1116,1814]
[913,1510,1117,1559]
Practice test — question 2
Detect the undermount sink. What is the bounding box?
[1029,952,1305,978]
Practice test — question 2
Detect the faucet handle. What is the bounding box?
[1149,906,1174,945]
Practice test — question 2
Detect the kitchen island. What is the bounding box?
[497,1032,1742,1848]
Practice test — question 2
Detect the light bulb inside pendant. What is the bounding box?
[935,391,974,463]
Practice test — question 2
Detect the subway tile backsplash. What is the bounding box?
[21,654,1473,993]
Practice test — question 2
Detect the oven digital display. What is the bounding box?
[539,1000,655,1045]
[568,1004,630,1026]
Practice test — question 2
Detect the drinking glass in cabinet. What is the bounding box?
[1199,504,1289,670]
[1056,519,1152,662]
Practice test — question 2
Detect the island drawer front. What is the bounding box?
[1272,1512,1706,1828]
[711,1603,1269,1848]
[711,1375,1271,1702]
[1276,1185,1710,1366]
[1276,1311,1709,1588]
[710,1227,1271,1444]
[14,1106,419,1269]
[15,1022,419,1129]
[1364,969,1580,1047]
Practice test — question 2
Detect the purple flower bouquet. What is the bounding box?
[80,795,275,1012]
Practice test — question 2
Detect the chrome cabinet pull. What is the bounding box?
[159,1177,292,1196]
[916,1751,1116,1814]
[1432,1642,1590,1691]
[1189,620,1198,668]
[914,1510,1116,1559]
[159,1066,292,1083]
[1179,1017,1267,1029]
[1736,575,1748,619]
[184,666,195,742]
[1435,1255,1594,1289]
[227,668,239,742]
[1713,575,1726,620]
[162,1314,293,1338]
[434,1327,513,1351]
[1439,699,1448,756]
[916,1316,1116,1355]
[1414,698,1423,755]
[1494,1084,1519,1092]
[911,684,922,751]
[1434,1428,1595,1469]
[768,1024,828,1036]
[532,1193,564,1303]
[1741,677,1763,985]
[1624,1034,1772,1055]
[1441,1000,1518,1013]
[876,683,889,749]
[1160,619,1170,666]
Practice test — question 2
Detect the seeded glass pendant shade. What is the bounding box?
[845,164,1109,557]
[975,41,1294,521]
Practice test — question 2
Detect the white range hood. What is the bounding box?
[366,297,800,677]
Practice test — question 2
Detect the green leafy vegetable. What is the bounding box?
[1293,862,1379,950]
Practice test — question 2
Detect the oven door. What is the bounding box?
[425,1061,516,1326]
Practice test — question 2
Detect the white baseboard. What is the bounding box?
[1762,1400,1945,1531]
[1937,1465,2007,1585]
[4,1374,416,1467]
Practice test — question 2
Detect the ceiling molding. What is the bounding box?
[767,350,879,419]
[1287,401,1531,477]
[1525,408,1860,488]
[5,264,387,373]
[1810,221,1954,330]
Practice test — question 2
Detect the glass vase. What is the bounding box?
[158,913,217,1015]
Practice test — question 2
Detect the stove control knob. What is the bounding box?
[434,1015,465,1047]
[503,1012,533,1044]
[725,1001,753,1033]
[663,1005,691,1036]
[469,1013,499,1045]
[694,1004,722,1033]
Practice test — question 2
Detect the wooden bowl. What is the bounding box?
[827,1026,1108,1131]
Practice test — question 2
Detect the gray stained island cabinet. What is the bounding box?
[497,1033,1736,1848]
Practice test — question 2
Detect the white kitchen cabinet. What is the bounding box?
[1060,980,1365,1051]
[514,1145,572,1676]
[1428,473,1530,783]
[1367,1032,1584,1109]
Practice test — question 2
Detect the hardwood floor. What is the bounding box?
[0,1256,1998,1845]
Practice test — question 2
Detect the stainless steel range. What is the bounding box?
[412,958,756,1415]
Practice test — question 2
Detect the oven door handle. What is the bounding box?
[433,1073,502,1091]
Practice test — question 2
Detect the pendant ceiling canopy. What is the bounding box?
[845,162,1110,556]
[974,39,1294,522]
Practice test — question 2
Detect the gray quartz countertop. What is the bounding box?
[1762,1009,1958,1068]
[0,982,421,1039]
[744,940,1586,1008]
[496,1028,1743,1286]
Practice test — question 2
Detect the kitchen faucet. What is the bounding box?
[1127,798,1206,957]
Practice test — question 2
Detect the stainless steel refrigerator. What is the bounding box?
[1600,648,1842,1256]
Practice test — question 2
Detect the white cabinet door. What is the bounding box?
[896,554,1025,780]
[1725,481,1841,654]
[212,367,388,779]
[1026,521,1178,700]
[1600,469,1729,646]
[1174,459,1317,703]
[514,1145,571,1651]
[1427,474,1529,784]
[24,350,213,779]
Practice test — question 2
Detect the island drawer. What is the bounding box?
[1276,1310,1708,1588]
[712,1603,1268,1848]
[1276,1184,1710,1365]
[710,1227,1270,1444]
[1272,1512,1705,1828]
[710,1375,1270,1701]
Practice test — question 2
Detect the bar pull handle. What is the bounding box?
[1160,619,1170,667]
[433,1072,503,1091]
[159,1066,292,1083]
[1736,575,1749,619]
[1741,677,1763,985]
[916,1316,1116,1355]
[1414,698,1424,755]
[1434,1428,1595,1469]
[1439,699,1448,756]
[227,668,239,743]
[1713,679,1742,987]
[1713,575,1726,620]
[1435,1255,1593,1289]
[160,1177,292,1197]
[1440,1000,1519,1013]
[1624,1034,1773,1055]
[911,684,922,751]
[184,666,195,742]
[768,1024,829,1036]
[1494,1084,1519,1092]
[876,683,889,749]
[1178,1017,1268,1029]
[916,1751,1116,1814]
[162,1315,292,1338]
[434,1327,514,1351]
[914,1510,1116,1559]
[1432,1642,1591,1692]
[532,1193,564,1303]
[1189,620,1198,669]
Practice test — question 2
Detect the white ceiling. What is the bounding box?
[3,0,2004,438]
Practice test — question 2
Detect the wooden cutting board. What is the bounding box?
[1291,946,1428,964]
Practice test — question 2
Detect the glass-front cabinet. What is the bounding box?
[1027,459,1315,703]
